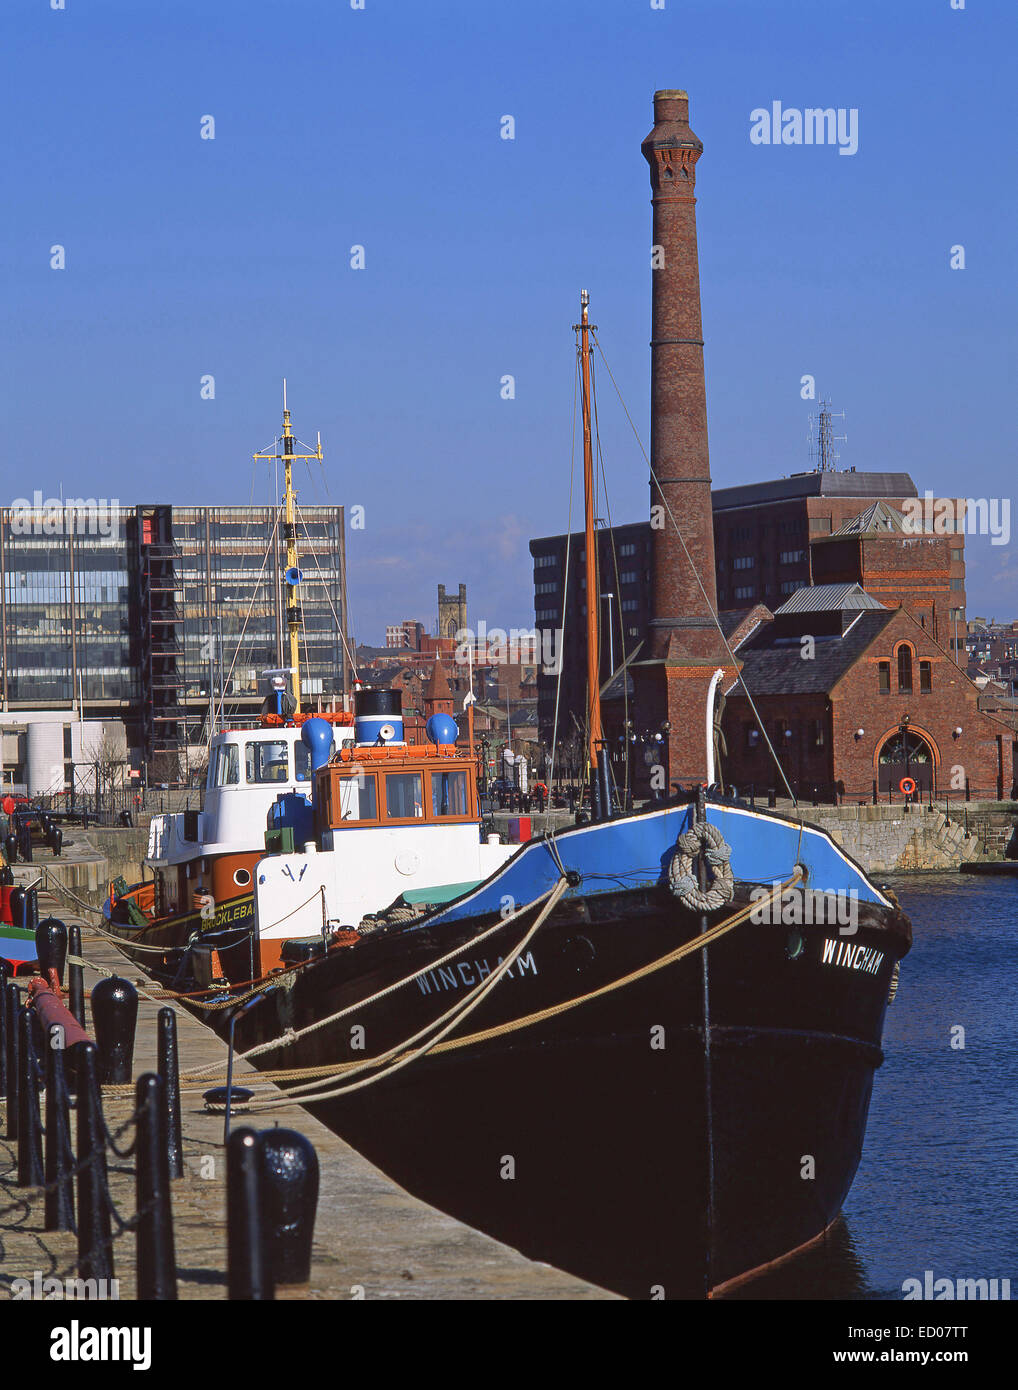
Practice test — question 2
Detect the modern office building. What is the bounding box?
[529,521,653,746]
[0,502,348,779]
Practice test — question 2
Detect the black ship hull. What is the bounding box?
[224,872,910,1299]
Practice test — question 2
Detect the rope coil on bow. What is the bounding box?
[668,820,735,913]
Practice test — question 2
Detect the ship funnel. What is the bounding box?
[301,717,334,774]
[354,688,405,746]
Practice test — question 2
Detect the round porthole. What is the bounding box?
[234,868,252,887]
[785,931,804,961]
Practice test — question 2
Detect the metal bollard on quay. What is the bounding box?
[90,976,139,1084]
[134,1073,178,1300]
[16,1005,44,1187]
[67,922,86,1030]
[75,1041,114,1283]
[227,1128,275,1301]
[35,916,69,986]
[259,1129,320,1285]
[157,1008,183,1180]
[4,981,20,1139]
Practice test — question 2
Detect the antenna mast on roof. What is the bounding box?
[809,399,847,472]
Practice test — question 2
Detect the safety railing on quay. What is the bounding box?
[0,890,320,1301]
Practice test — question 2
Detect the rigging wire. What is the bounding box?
[589,350,631,808]
[548,353,579,788]
[212,512,280,731]
[590,330,798,807]
[295,502,360,685]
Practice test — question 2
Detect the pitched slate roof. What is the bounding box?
[830,500,907,536]
[774,582,886,615]
[729,607,896,695]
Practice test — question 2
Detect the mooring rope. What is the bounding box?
[179,879,569,1079]
[175,870,802,1104]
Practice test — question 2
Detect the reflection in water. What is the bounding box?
[720,1216,868,1300]
[726,873,1018,1299]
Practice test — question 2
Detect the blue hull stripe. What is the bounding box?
[424,803,888,930]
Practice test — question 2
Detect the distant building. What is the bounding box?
[0,503,348,778]
[529,521,653,745]
[721,583,1014,801]
[0,710,129,799]
[385,620,424,651]
[530,473,957,750]
[437,583,467,641]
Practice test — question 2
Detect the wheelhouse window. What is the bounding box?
[897,646,913,694]
[213,743,240,787]
[386,772,424,818]
[338,773,377,821]
[245,740,289,783]
[294,742,312,782]
[431,769,470,817]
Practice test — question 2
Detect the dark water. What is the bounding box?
[731,872,1018,1299]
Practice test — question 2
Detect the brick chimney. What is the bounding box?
[634,90,734,788]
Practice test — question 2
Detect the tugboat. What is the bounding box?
[210,286,911,1299]
[104,394,355,973]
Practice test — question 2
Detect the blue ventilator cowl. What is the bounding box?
[301,717,334,774]
[425,713,458,746]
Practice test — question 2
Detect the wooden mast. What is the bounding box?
[577,290,602,775]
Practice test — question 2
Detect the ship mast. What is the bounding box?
[576,291,604,790]
[253,381,323,714]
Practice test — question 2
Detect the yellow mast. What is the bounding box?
[253,381,323,714]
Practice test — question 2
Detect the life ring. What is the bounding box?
[899,777,917,797]
[668,821,735,913]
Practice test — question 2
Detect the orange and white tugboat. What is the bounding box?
[105,395,355,972]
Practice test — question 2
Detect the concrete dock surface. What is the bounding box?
[1,879,616,1301]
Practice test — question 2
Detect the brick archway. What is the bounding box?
[874,723,941,794]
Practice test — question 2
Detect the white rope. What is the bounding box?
[239,876,569,1109]
[180,880,566,1079]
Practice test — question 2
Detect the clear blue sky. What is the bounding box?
[2,0,1015,642]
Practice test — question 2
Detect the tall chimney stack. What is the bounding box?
[635,90,733,788]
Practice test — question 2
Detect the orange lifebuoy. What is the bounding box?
[899,776,917,796]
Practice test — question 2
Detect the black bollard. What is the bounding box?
[36,917,68,985]
[259,1129,320,1285]
[157,1009,183,1180]
[5,982,20,1139]
[45,1024,76,1232]
[75,1042,114,1283]
[227,1127,275,1300]
[18,826,32,864]
[23,887,39,934]
[9,885,25,930]
[4,832,16,865]
[51,824,63,858]
[67,923,86,1030]
[90,976,138,1084]
[0,961,7,1099]
[134,1073,177,1300]
[17,1007,44,1186]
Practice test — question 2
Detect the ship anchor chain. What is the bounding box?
[668,821,735,913]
